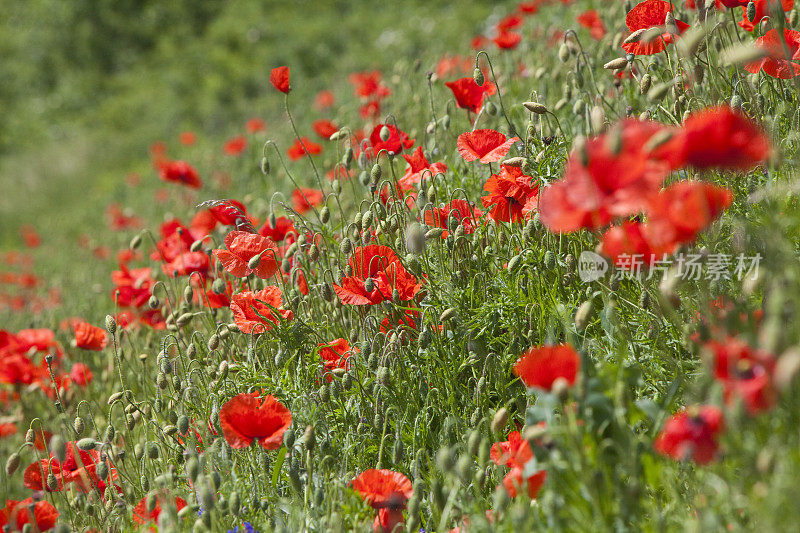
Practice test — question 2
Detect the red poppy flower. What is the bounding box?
[369,124,415,156]
[230,287,294,334]
[0,423,17,438]
[213,231,279,279]
[349,71,391,100]
[457,129,520,163]
[745,28,800,78]
[654,405,724,464]
[292,187,324,214]
[219,391,292,449]
[445,77,497,114]
[424,200,483,238]
[502,467,547,499]
[259,216,298,242]
[73,321,108,351]
[513,344,580,391]
[518,1,540,14]
[674,107,771,169]
[179,131,196,146]
[622,0,690,56]
[313,119,339,139]
[333,246,421,305]
[314,90,335,110]
[491,431,534,469]
[493,31,522,49]
[644,181,733,248]
[132,495,187,525]
[24,442,111,493]
[352,469,413,508]
[158,160,202,189]
[738,0,793,31]
[539,120,677,233]
[70,363,93,386]
[381,147,448,202]
[270,66,291,93]
[600,221,665,268]
[704,337,776,414]
[287,137,322,160]
[246,118,266,133]
[0,498,58,532]
[161,251,210,277]
[319,338,358,381]
[223,136,247,156]
[577,9,607,40]
[481,165,539,223]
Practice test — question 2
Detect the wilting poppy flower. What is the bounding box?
[739,0,793,31]
[314,90,335,109]
[577,9,607,40]
[219,391,292,449]
[270,66,290,93]
[313,119,339,139]
[259,216,298,242]
[654,405,724,464]
[292,187,324,214]
[319,338,358,381]
[132,495,187,525]
[457,129,520,163]
[352,469,413,533]
[162,251,211,277]
[0,498,58,532]
[745,28,800,78]
[481,165,539,223]
[673,107,771,169]
[73,321,108,351]
[224,136,248,156]
[333,246,421,305]
[424,200,482,238]
[230,287,294,334]
[704,337,776,414]
[213,231,279,279]
[287,137,322,160]
[70,363,93,386]
[158,160,202,189]
[622,0,690,55]
[445,77,496,114]
[493,30,522,49]
[514,344,581,391]
[246,118,266,133]
[539,120,677,233]
[369,124,415,156]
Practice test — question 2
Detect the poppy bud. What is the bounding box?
[339,238,353,256]
[147,442,160,459]
[543,250,555,269]
[572,99,586,115]
[590,106,605,133]
[502,157,525,168]
[639,73,652,95]
[664,12,678,35]
[283,429,296,449]
[507,254,523,273]
[77,438,98,451]
[49,434,67,463]
[558,43,570,62]
[720,43,769,67]
[303,425,316,451]
[228,491,241,517]
[130,234,142,250]
[5,453,20,476]
[473,67,485,86]
[426,121,436,135]
[105,315,117,334]
[523,101,548,114]
[624,28,647,45]
[603,57,628,70]
[441,114,451,130]
[379,125,391,142]
[647,81,672,102]
[730,94,743,110]
[259,156,270,175]
[491,407,509,434]
[484,101,498,116]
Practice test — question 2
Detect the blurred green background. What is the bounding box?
[0,0,508,250]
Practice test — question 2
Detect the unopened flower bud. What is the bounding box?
[473,67,485,86]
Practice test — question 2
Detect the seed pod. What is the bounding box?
[473,67,485,86]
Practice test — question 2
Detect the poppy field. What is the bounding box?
[3,0,800,531]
